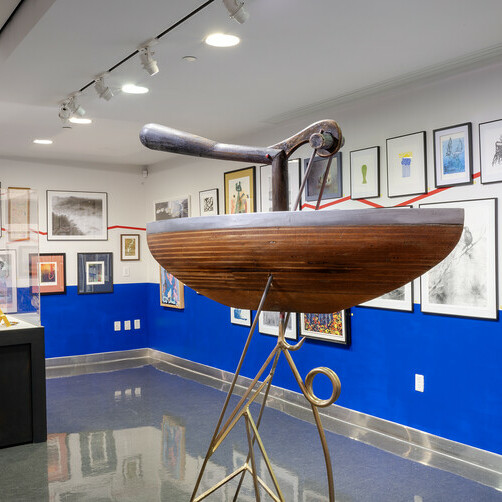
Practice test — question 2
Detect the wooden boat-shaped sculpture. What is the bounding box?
[140,120,464,502]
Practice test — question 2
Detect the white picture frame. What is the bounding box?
[350,146,380,199]
[230,307,252,327]
[479,118,502,184]
[199,188,219,216]
[258,311,297,340]
[360,283,413,312]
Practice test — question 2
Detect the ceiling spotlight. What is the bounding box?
[69,117,92,124]
[205,33,240,47]
[139,45,159,76]
[122,83,149,94]
[33,139,53,145]
[94,75,113,101]
[58,102,72,128]
[222,0,249,24]
[67,95,85,118]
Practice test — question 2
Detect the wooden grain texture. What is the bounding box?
[148,223,463,313]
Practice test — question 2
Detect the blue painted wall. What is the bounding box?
[146,283,502,455]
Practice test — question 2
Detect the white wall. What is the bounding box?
[143,60,502,305]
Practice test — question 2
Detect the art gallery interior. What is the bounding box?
[1,1,502,500]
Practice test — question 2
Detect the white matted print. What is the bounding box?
[230,307,252,327]
[155,196,190,221]
[420,198,497,320]
[47,190,108,240]
[260,159,301,211]
[479,119,502,184]
[350,147,380,199]
[86,261,105,285]
[386,132,426,198]
[199,188,219,216]
[259,311,297,340]
[360,282,413,312]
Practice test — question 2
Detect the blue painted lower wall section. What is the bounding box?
[146,283,502,456]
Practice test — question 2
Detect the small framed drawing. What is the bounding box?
[299,311,350,345]
[479,119,502,184]
[77,252,113,294]
[30,253,66,295]
[359,283,413,312]
[160,266,184,309]
[199,188,219,216]
[0,249,17,312]
[420,198,497,320]
[47,190,108,240]
[386,131,426,197]
[433,122,472,187]
[231,307,252,327]
[224,166,256,214]
[8,187,30,242]
[303,153,342,202]
[120,234,140,261]
[260,159,301,211]
[350,147,380,199]
[154,196,190,221]
[258,311,297,340]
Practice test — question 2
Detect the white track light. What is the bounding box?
[95,75,113,101]
[58,102,72,128]
[222,0,249,23]
[68,96,85,118]
[139,46,159,76]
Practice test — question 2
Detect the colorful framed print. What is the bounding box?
[162,415,186,480]
[386,131,427,197]
[159,266,184,309]
[120,234,140,261]
[420,198,497,320]
[0,249,17,313]
[30,253,66,295]
[199,188,219,216]
[47,190,108,240]
[77,252,113,294]
[300,311,350,345]
[434,122,472,187]
[303,153,342,202]
[479,119,502,184]
[350,147,380,199]
[230,307,252,327]
[258,311,297,340]
[224,166,256,214]
[260,159,301,211]
[154,196,190,221]
[8,187,30,242]
[359,282,413,312]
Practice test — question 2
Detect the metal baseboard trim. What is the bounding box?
[45,348,502,491]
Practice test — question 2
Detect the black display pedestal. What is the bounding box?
[0,326,47,448]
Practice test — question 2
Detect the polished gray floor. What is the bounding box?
[1,365,501,501]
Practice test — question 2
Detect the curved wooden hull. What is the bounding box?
[147,209,464,313]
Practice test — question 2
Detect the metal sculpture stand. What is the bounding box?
[190,276,341,502]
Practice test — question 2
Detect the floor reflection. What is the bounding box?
[0,365,500,501]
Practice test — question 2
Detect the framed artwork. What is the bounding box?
[420,198,497,320]
[79,431,117,477]
[434,122,472,187]
[47,190,108,240]
[386,131,427,197]
[350,147,380,199]
[160,266,184,309]
[258,311,297,340]
[30,253,66,295]
[199,188,219,216]
[299,311,350,345]
[230,307,252,327]
[162,415,186,480]
[224,166,256,214]
[479,119,502,184]
[359,283,413,312]
[8,187,30,242]
[77,252,113,294]
[120,234,140,261]
[303,153,342,202]
[260,159,301,211]
[154,196,190,220]
[0,249,17,313]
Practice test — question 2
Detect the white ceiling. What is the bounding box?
[1,0,502,167]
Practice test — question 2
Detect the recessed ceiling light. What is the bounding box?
[205,33,240,47]
[122,83,149,94]
[182,55,197,62]
[69,117,92,124]
[33,139,53,145]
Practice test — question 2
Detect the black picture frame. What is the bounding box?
[199,188,219,216]
[77,252,113,294]
[30,252,67,296]
[433,122,473,188]
[303,153,343,202]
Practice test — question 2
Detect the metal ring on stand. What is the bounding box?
[304,367,341,408]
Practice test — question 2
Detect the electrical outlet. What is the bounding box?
[415,374,424,392]
[124,320,131,330]
[134,319,140,329]
[114,321,121,331]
